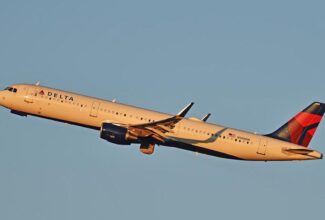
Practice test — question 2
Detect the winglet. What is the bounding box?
[201,113,211,122]
[177,102,194,118]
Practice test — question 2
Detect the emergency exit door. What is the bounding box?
[90,101,100,117]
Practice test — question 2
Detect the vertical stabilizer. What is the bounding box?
[267,102,325,147]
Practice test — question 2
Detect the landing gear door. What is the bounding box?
[90,101,100,117]
[257,138,268,155]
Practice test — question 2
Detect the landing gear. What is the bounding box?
[140,143,155,155]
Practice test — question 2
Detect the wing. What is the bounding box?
[127,102,194,142]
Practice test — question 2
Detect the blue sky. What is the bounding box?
[0,0,325,219]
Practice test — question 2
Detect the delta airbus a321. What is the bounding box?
[0,83,324,161]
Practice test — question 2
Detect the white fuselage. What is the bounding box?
[0,84,322,161]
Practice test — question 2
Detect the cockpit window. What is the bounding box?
[4,87,17,93]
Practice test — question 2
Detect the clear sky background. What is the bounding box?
[0,0,325,219]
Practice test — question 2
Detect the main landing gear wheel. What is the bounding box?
[140,143,155,155]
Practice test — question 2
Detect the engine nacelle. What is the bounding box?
[100,123,137,145]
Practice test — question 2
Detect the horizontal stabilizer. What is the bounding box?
[284,148,314,155]
[283,148,323,159]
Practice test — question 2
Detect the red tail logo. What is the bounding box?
[267,102,325,147]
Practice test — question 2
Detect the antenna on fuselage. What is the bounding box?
[35,82,40,86]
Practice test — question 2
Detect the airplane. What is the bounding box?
[0,83,324,161]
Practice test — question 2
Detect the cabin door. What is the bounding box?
[257,138,268,155]
[90,101,100,117]
[24,88,37,103]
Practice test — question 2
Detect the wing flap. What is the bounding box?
[127,102,194,142]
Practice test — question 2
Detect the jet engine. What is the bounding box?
[100,123,137,145]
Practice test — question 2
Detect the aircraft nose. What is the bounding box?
[0,91,5,106]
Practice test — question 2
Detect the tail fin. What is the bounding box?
[267,102,325,147]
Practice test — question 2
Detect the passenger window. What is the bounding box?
[13,88,17,93]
